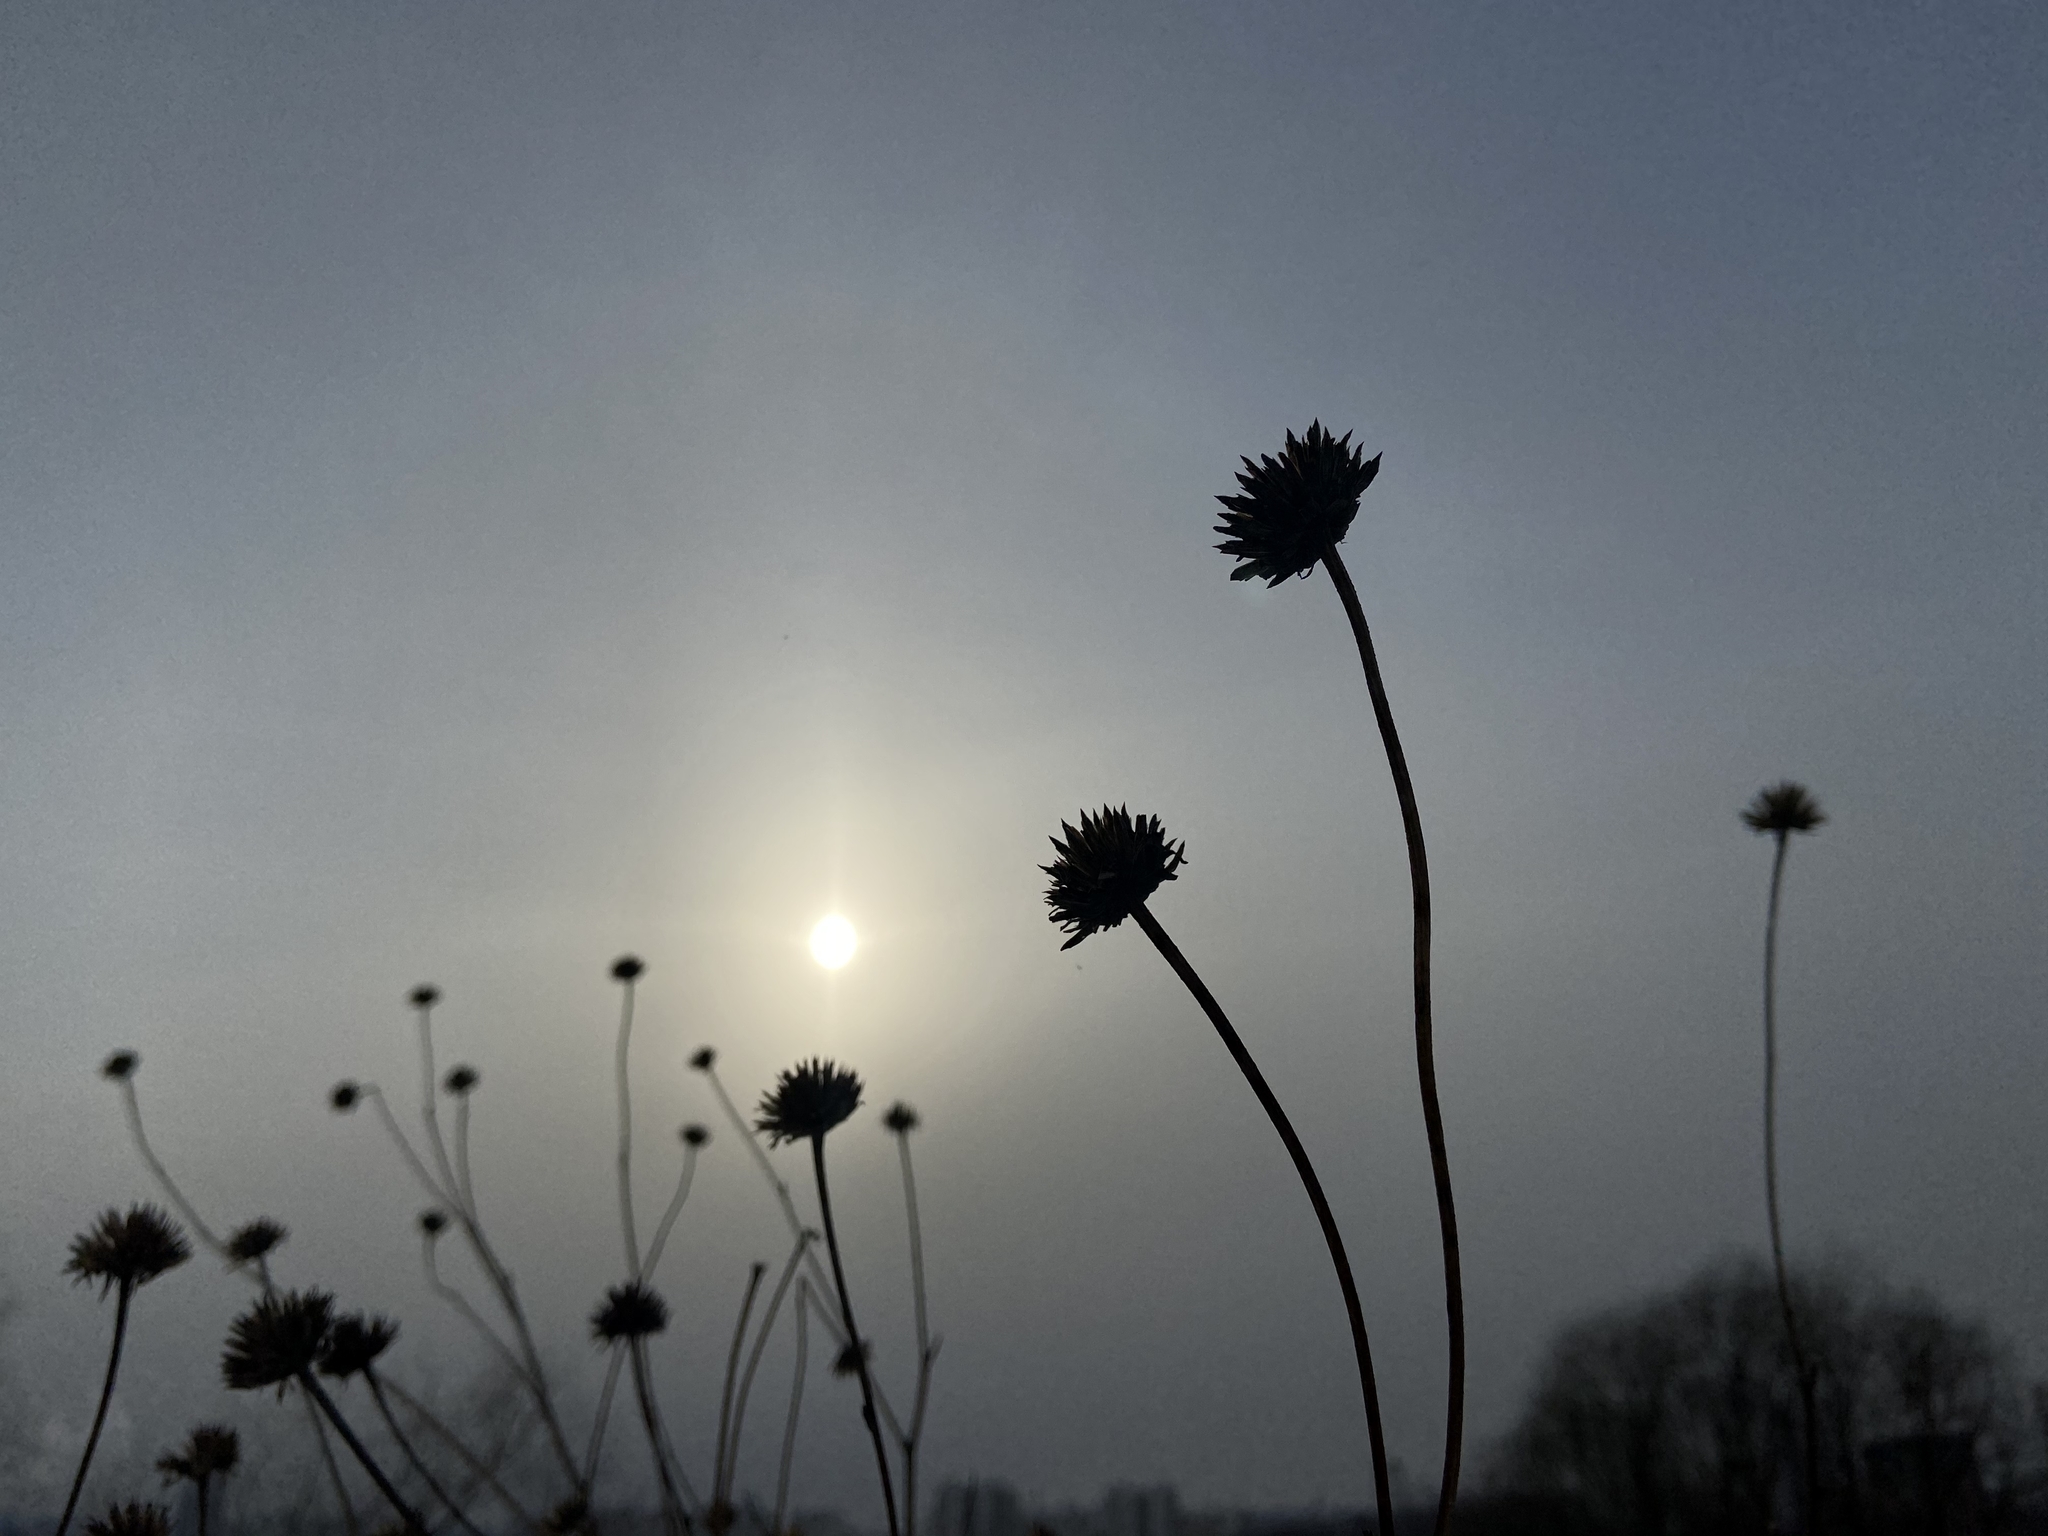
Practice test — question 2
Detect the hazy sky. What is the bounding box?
[4,0,2044,1522]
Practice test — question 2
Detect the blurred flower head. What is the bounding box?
[883,1102,920,1135]
[755,1059,864,1145]
[329,1081,362,1113]
[225,1219,288,1269]
[610,954,645,983]
[680,1123,710,1148]
[442,1064,480,1096]
[1214,421,1382,586]
[319,1311,398,1379]
[222,1288,335,1395]
[418,1209,449,1238]
[83,1502,171,1536]
[590,1280,670,1343]
[408,984,441,1010]
[100,1050,139,1082]
[1042,805,1186,949]
[689,1046,716,1072]
[67,1205,191,1296]
[1742,781,1827,837]
[157,1424,240,1484]
[831,1338,872,1378]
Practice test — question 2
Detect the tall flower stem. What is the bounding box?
[115,1082,222,1253]
[1323,543,1462,1536]
[304,1395,363,1536]
[367,1367,490,1536]
[296,1367,426,1533]
[55,1282,132,1536]
[381,1376,546,1535]
[1762,829,1820,1534]
[628,1341,692,1536]
[615,977,642,1274]
[773,1281,811,1536]
[892,1128,935,1536]
[809,1136,902,1536]
[714,1264,769,1516]
[585,1348,626,1484]
[1130,903,1396,1536]
[726,1233,811,1500]
[641,1143,703,1282]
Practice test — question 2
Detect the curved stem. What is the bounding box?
[894,1131,934,1536]
[456,1093,477,1217]
[1324,543,1462,1536]
[368,1086,457,1207]
[369,1368,490,1536]
[773,1281,811,1536]
[716,1264,769,1507]
[1131,903,1396,1536]
[416,1005,464,1215]
[728,1234,811,1498]
[1762,832,1821,1534]
[616,982,642,1275]
[629,1341,693,1536]
[586,1347,626,1486]
[303,1384,364,1536]
[55,1282,132,1536]
[118,1081,224,1255]
[423,1235,534,1391]
[810,1135,902,1536]
[641,1146,702,1283]
[298,1368,426,1533]
[381,1376,546,1536]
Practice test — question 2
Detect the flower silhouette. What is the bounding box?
[1213,421,1382,586]
[1042,805,1186,949]
[755,1060,864,1145]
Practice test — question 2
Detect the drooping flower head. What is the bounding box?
[590,1280,670,1343]
[680,1123,710,1148]
[157,1424,240,1484]
[408,984,441,1011]
[1742,782,1827,838]
[329,1081,362,1113]
[222,1288,335,1395]
[1214,422,1382,586]
[441,1065,480,1096]
[67,1205,191,1296]
[688,1046,716,1072]
[755,1060,864,1145]
[1042,805,1187,950]
[83,1503,171,1536]
[610,954,645,983]
[319,1311,398,1379]
[225,1218,288,1269]
[883,1102,920,1135]
[101,1050,139,1082]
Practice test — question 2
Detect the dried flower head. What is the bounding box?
[442,1064,480,1096]
[83,1502,171,1536]
[883,1102,920,1135]
[610,954,645,983]
[831,1338,872,1378]
[320,1311,399,1379]
[100,1050,139,1082]
[689,1046,716,1072]
[1042,805,1187,949]
[418,1209,449,1238]
[222,1288,335,1395]
[590,1280,670,1342]
[226,1219,288,1269]
[157,1424,240,1483]
[67,1205,191,1296]
[680,1123,710,1147]
[408,984,441,1010]
[1214,421,1382,586]
[1742,782,1827,837]
[329,1080,362,1112]
[756,1059,864,1145]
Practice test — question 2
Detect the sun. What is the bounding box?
[808,914,858,970]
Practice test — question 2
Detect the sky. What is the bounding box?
[3,0,2045,1522]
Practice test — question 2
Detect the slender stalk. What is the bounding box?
[55,1282,132,1536]
[382,1376,546,1535]
[1323,543,1463,1536]
[1762,831,1821,1534]
[197,1474,212,1536]
[773,1281,811,1536]
[616,979,642,1274]
[117,1081,223,1254]
[585,1348,626,1485]
[809,1135,902,1536]
[1130,903,1396,1536]
[455,1093,477,1217]
[302,1386,364,1536]
[297,1367,427,1533]
[368,1367,491,1536]
[641,1144,703,1283]
[727,1234,812,1498]
[715,1264,769,1511]
[893,1129,935,1536]
[423,1232,534,1391]
[368,1086,457,1207]
[629,1340,693,1536]
[416,1003,465,1214]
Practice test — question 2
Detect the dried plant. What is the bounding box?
[157,1424,239,1536]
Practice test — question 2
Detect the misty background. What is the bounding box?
[3,0,2044,1521]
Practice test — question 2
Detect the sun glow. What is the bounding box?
[808,914,858,970]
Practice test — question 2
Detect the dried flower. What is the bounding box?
[756,1059,864,1145]
[320,1312,398,1379]
[689,1046,716,1072]
[67,1206,191,1296]
[441,1064,480,1096]
[222,1288,335,1395]
[882,1102,920,1135]
[83,1502,171,1536]
[610,954,645,983]
[225,1219,288,1269]
[157,1424,240,1482]
[100,1050,139,1082]
[408,985,441,1010]
[1042,805,1187,949]
[1214,421,1382,586]
[590,1280,669,1342]
[1743,782,1827,837]
[417,1209,449,1238]
[680,1123,710,1147]
[329,1081,361,1113]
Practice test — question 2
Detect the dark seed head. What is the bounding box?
[755,1059,864,1146]
[1742,781,1827,837]
[329,1080,361,1112]
[883,1102,920,1135]
[1214,421,1382,587]
[1042,804,1187,950]
[100,1050,139,1082]
[319,1311,399,1379]
[157,1423,241,1484]
[408,984,441,1010]
[418,1209,449,1238]
[831,1338,872,1378]
[83,1502,172,1536]
[680,1123,710,1148]
[442,1064,480,1096]
[67,1205,192,1296]
[590,1280,669,1343]
[689,1046,716,1072]
[610,954,645,983]
[223,1288,335,1396]
[225,1219,288,1269]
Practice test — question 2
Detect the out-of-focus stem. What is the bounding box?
[810,1135,900,1536]
[629,1340,695,1535]
[773,1281,811,1536]
[616,980,642,1275]
[55,1283,132,1536]
[726,1233,811,1498]
[585,1348,626,1486]
[455,1093,477,1216]
[422,1232,534,1392]
[303,1388,364,1536]
[893,1128,935,1536]
[641,1145,702,1283]
[368,1367,490,1536]
[117,1081,223,1254]
[715,1264,769,1509]
[381,1376,546,1536]
[297,1367,425,1533]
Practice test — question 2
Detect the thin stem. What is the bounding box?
[1763,831,1821,1534]
[297,1367,427,1533]
[773,1281,811,1536]
[303,1384,364,1536]
[367,1086,457,1207]
[117,1081,224,1255]
[381,1376,546,1536]
[1131,903,1396,1536]
[585,1348,626,1486]
[1324,543,1462,1536]
[423,1233,534,1392]
[727,1234,812,1499]
[641,1145,702,1283]
[616,981,642,1275]
[55,1282,132,1536]
[716,1264,769,1508]
[894,1130,934,1536]
[368,1367,490,1536]
[416,1004,465,1215]
[629,1340,694,1536]
[809,1135,901,1536]
[455,1093,477,1218]
[197,1476,211,1536]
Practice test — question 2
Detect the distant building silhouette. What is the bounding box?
[933,1479,1026,1536]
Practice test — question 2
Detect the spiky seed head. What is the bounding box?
[688,1046,716,1072]
[329,1080,361,1112]
[1214,422,1383,586]
[67,1206,191,1296]
[1042,805,1187,950]
[83,1502,172,1536]
[590,1280,669,1342]
[408,984,440,1010]
[101,1050,139,1082]
[1742,781,1827,837]
[320,1311,398,1379]
[883,1101,920,1135]
[158,1424,240,1484]
[442,1064,480,1095]
[225,1219,288,1269]
[418,1209,449,1238]
[222,1288,335,1395]
[755,1059,864,1145]
[831,1338,872,1378]
[680,1123,710,1147]
[610,954,645,983]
